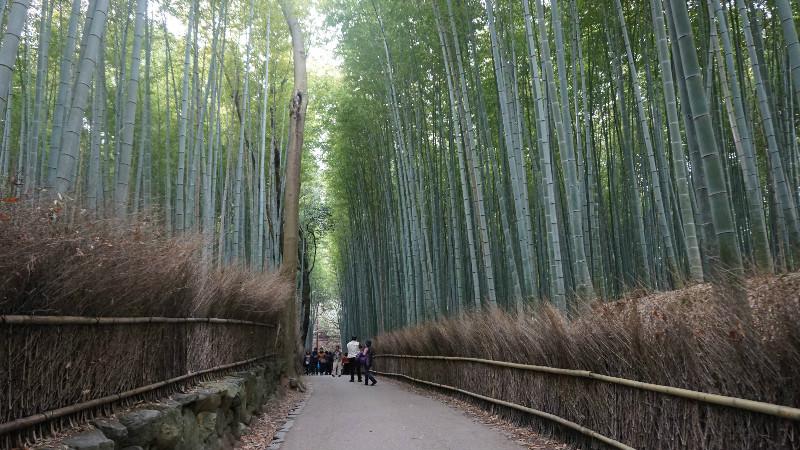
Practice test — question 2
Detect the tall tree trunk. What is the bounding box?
[535,0,594,302]
[175,0,197,233]
[161,16,174,234]
[670,0,746,312]
[279,0,308,375]
[522,0,567,309]
[0,0,32,138]
[614,0,679,283]
[442,0,486,308]
[734,0,800,264]
[257,12,272,272]
[55,0,110,195]
[27,0,51,193]
[115,0,147,216]
[776,0,800,110]
[88,52,106,215]
[484,0,531,304]
[709,0,772,273]
[651,0,704,281]
[234,0,254,264]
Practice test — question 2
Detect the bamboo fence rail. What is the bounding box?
[0,353,276,436]
[0,315,276,327]
[1,315,281,446]
[373,369,635,450]
[376,354,800,420]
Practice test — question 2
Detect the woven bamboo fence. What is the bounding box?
[376,354,800,449]
[0,315,281,448]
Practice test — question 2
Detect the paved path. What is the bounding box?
[280,374,525,450]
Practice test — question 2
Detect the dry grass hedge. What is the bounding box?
[0,203,292,446]
[375,276,800,449]
[0,203,291,320]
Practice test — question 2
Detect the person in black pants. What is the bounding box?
[346,336,362,382]
[363,340,377,386]
[310,347,318,375]
[303,351,312,375]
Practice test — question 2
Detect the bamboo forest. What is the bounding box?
[1,0,800,448]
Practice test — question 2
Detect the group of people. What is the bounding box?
[303,336,376,386]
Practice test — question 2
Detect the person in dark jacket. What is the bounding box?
[362,340,377,386]
[310,347,318,375]
[303,351,312,375]
[318,348,327,375]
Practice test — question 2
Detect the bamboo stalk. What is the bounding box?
[0,315,276,327]
[375,370,635,450]
[0,353,277,436]
[376,355,800,420]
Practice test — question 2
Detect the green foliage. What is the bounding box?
[322,0,800,338]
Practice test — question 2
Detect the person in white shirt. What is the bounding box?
[346,336,362,382]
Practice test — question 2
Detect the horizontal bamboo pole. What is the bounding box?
[0,353,277,436]
[0,315,275,328]
[375,370,635,450]
[377,354,800,420]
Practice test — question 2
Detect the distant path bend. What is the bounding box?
[279,375,526,450]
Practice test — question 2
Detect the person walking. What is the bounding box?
[362,340,377,386]
[332,345,343,377]
[310,348,318,375]
[303,351,312,375]
[325,350,333,375]
[318,348,327,375]
[346,336,362,382]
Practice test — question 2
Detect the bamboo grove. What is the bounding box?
[0,0,317,270]
[326,0,800,338]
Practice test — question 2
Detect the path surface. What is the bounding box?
[280,375,525,450]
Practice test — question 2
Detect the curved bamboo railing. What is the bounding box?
[376,354,800,420]
[373,369,634,450]
[0,353,277,436]
[1,314,279,444]
[0,314,275,327]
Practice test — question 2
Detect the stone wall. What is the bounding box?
[38,361,283,450]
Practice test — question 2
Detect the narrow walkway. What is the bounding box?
[280,375,525,450]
